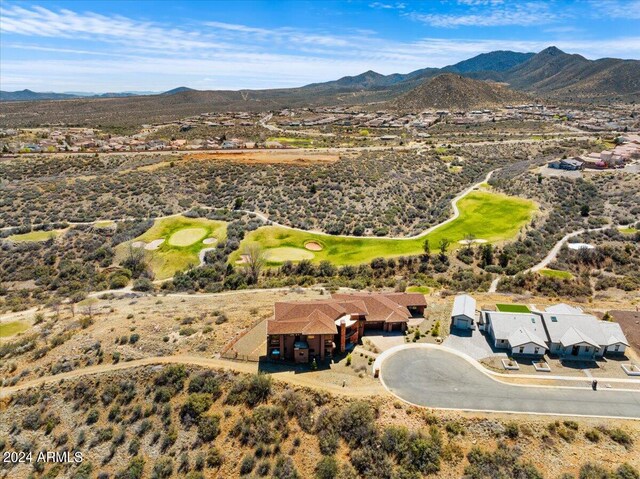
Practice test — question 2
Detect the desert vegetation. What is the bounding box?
[0,365,637,479]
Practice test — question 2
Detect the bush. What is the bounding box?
[585,429,600,443]
[181,393,213,425]
[225,373,272,407]
[188,371,222,398]
[151,457,173,479]
[339,401,376,447]
[240,454,255,475]
[206,448,223,468]
[115,456,144,479]
[197,415,221,442]
[132,278,154,292]
[86,409,100,425]
[272,456,300,479]
[315,456,338,479]
[605,427,633,447]
[504,422,519,439]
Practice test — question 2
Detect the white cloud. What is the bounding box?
[1,3,639,92]
[591,0,640,19]
[412,2,560,27]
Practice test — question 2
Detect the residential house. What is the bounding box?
[484,311,548,356]
[540,311,628,359]
[267,292,425,362]
[450,294,476,330]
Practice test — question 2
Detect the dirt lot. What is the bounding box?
[184,148,340,164]
[609,310,640,353]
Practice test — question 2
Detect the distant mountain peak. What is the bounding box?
[539,46,566,56]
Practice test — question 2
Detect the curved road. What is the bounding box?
[381,348,640,418]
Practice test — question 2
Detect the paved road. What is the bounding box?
[381,348,640,418]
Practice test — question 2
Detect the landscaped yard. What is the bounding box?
[8,229,65,242]
[116,216,227,279]
[232,191,536,266]
[539,268,574,280]
[496,304,532,313]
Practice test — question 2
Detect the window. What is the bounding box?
[585,346,590,352]
[534,347,539,354]
[615,345,620,351]
[518,347,524,353]
[550,316,558,322]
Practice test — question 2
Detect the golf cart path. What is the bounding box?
[377,345,640,419]
[489,225,609,292]
[1,171,494,241]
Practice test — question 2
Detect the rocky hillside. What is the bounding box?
[392,73,532,111]
[499,47,640,102]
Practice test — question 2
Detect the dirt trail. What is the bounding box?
[0,354,386,399]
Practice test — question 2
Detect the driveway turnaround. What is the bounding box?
[380,348,640,418]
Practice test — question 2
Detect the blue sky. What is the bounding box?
[1,0,639,92]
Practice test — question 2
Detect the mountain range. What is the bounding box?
[1,47,638,127]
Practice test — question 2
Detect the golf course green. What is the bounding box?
[231,191,536,266]
[117,216,227,279]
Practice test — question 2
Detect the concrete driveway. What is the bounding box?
[380,347,640,418]
[443,327,506,360]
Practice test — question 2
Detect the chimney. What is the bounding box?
[340,318,346,353]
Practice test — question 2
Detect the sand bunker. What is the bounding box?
[202,237,218,245]
[131,241,145,248]
[304,241,323,251]
[145,239,165,250]
[235,254,251,264]
[458,239,488,245]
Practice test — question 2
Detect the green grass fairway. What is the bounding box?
[496,304,532,313]
[231,191,536,266]
[117,216,227,279]
[407,286,431,294]
[619,227,638,235]
[264,247,315,262]
[168,227,207,246]
[539,269,574,280]
[0,321,29,338]
[8,229,63,242]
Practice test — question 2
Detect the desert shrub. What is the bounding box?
[225,373,272,407]
[339,401,376,447]
[180,393,213,425]
[240,454,255,475]
[504,422,519,439]
[272,456,300,479]
[585,429,601,443]
[151,457,173,479]
[445,421,465,436]
[231,405,288,446]
[206,447,223,468]
[404,427,442,475]
[132,278,153,291]
[86,409,100,425]
[350,447,394,479]
[188,371,222,399]
[197,414,221,442]
[465,444,542,479]
[154,364,187,396]
[256,460,271,476]
[604,427,633,447]
[315,456,339,479]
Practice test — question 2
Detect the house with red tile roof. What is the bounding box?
[267,292,425,363]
